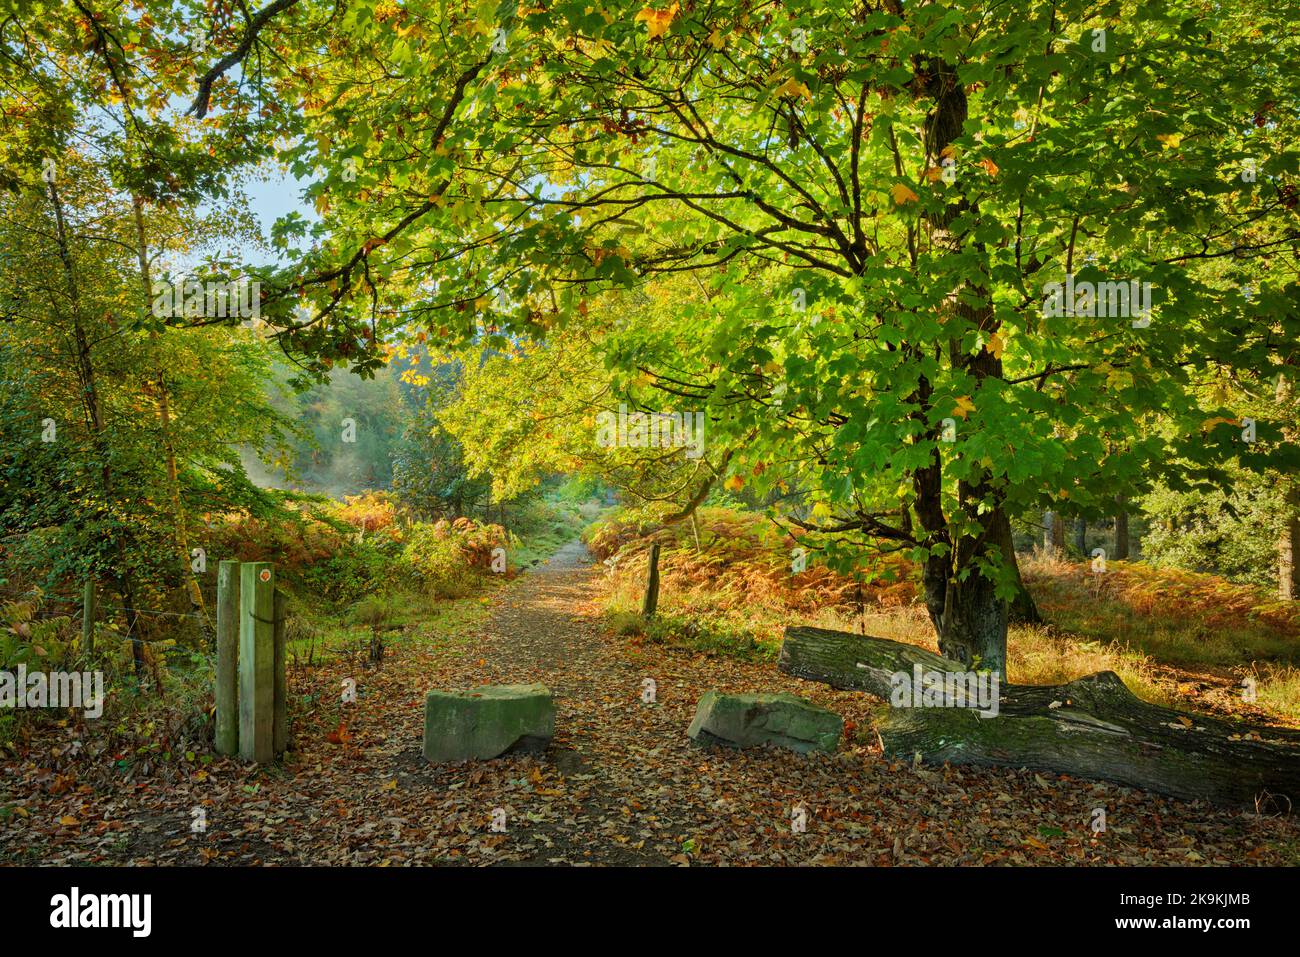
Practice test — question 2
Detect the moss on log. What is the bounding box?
[780,625,1300,808]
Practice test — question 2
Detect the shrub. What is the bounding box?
[1139,482,1285,588]
[402,518,507,598]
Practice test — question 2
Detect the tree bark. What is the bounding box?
[1278,376,1298,599]
[780,626,1300,808]
[641,541,661,618]
[1281,480,1300,600]
[1074,517,1087,555]
[132,195,205,614]
[991,511,1041,625]
[908,58,1009,677]
[48,179,145,678]
[1114,498,1130,561]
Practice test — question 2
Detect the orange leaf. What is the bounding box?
[773,77,812,99]
[890,183,920,205]
[634,3,678,39]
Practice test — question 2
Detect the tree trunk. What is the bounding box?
[1114,498,1130,561]
[1051,511,1065,552]
[48,179,145,678]
[641,542,661,618]
[132,195,205,614]
[907,52,1011,676]
[780,626,1300,808]
[1278,375,1298,599]
[991,511,1041,625]
[1281,480,1300,600]
[935,568,1007,676]
[1074,517,1087,555]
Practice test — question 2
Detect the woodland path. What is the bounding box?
[5,541,1297,866]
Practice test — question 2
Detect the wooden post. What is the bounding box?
[80,580,95,655]
[273,589,288,756]
[215,561,240,756]
[239,562,275,763]
[642,542,661,618]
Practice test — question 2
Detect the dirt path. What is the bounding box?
[5,540,1298,866]
[300,540,1297,866]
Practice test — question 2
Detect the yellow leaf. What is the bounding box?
[978,156,999,177]
[59,816,79,826]
[924,166,944,183]
[634,3,678,39]
[952,395,975,419]
[773,76,812,99]
[707,28,726,49]
[890,183,919,205]
[985,331,1004,358]
[724,475,744,492]
[382,779,398,791]
[1157,133,1182,149]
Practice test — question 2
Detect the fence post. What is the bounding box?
[273,589,288,756]
[239,562,275,763]
[215,561,240,757]
[642,542,661,618]
[81,580,95,655]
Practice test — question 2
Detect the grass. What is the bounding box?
[1022,550,1300,670]
[281,497,601,668]
[590,507,1300,726]
[511,496,608,568]
[284,584,497,669]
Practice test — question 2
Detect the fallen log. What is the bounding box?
[780,625,1300,809]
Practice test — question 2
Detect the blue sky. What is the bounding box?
[243,163,315,262]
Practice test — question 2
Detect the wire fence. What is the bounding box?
[5,587,213,639]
